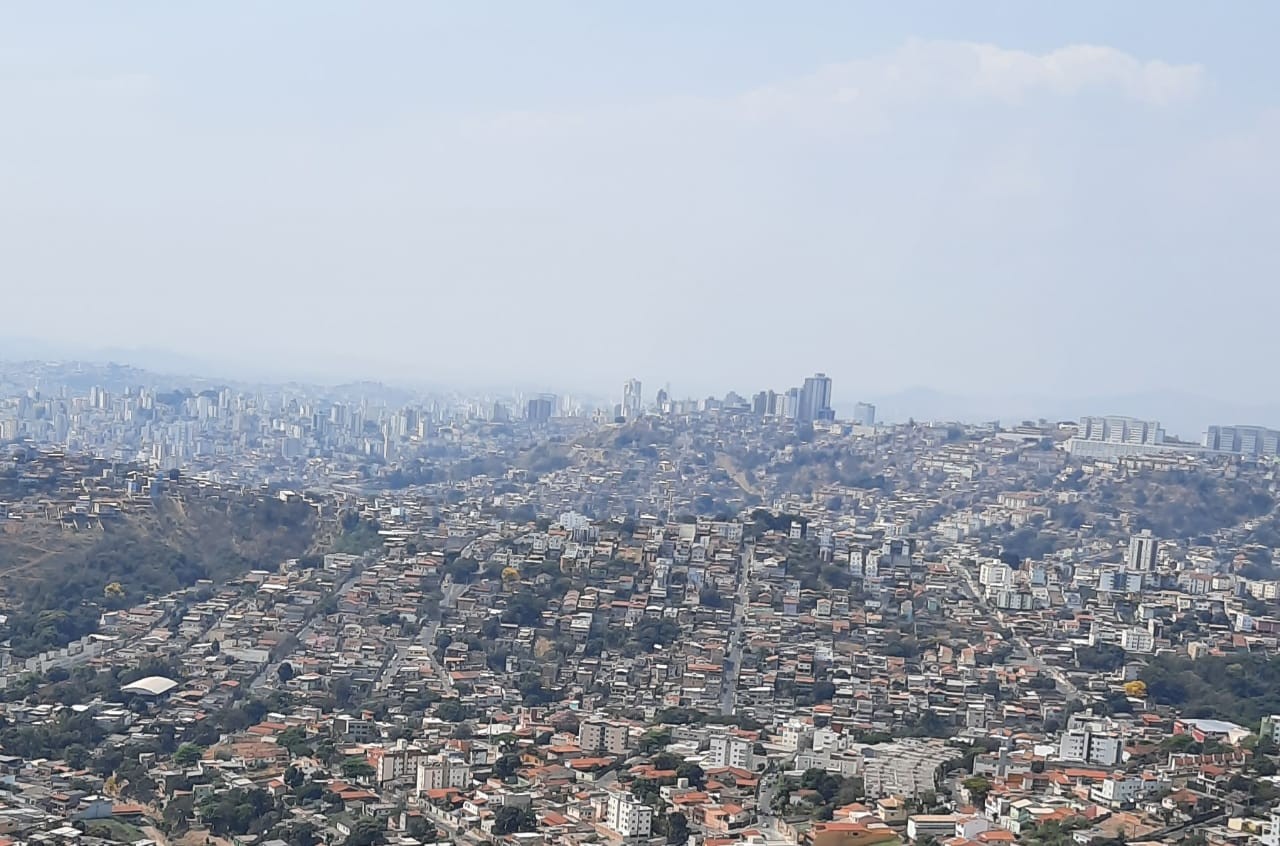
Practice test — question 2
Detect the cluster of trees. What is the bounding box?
[0,709,106,765]
[492,805,538,835]
[1,657,183,706]
[652,811,690,844]
[782,539,854,593]
[198,787,277,836]
[501,590,547,626]
[651,707,763,731]
[333,513,383,554]
[632,618,681,651]
[435,699,473,723]
[1076,643,1127,672]
[1142,653,1280,725]
[748,509,808,537]
[771,768,864,819]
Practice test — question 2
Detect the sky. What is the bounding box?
[1,2,1278,413]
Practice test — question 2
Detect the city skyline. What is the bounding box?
[4,6,1280,840]
[9,350,1280,441]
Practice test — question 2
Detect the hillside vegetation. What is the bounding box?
[0,493,322,657]
[1141,652,1280,727]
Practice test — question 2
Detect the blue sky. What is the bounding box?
[2,2,1277,410]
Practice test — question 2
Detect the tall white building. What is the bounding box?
[798,373,834,422]
[708,730,756,770]
[979,559,1016,593]
[1067,416,1168,458]
[1058,730,1123,766]
[1119,627,1155,653]
[1077,416,1164,445]
[1127,530,1158,571]
[1205,424,1280,458]
[622,379,643,420]
[606,791,653,839]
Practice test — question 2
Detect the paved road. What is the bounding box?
[379,578,467,693]
[752,772,789,842]
[947,559,1083,701]
[720,551,752,714]
[250,560,367,692]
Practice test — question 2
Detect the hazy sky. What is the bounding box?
[2,2,1277,402]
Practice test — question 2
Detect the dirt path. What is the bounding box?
[714,453,763,497]
[0,542,58,578]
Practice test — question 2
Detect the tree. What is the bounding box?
[666,812,689,844]
[282,821,320,846]
[435,699,471,722]
[278,726,312,757]
[493,805,537,835]
[198,788,274,836]
[341,756,376,782]
[345,818,387,846]
[1076,643,1126,672]
[277,662,295,683]
[173,743,205,766]
[405,816,437,842]
[962,776,992,804]
[676,762,705,789]
[638,727,672,755]
[494,753,522,780]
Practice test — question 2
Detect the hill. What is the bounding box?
[1141,652,1280,728]
[0,490,325,658]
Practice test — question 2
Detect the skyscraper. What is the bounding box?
[853,402,877,426]
[797,373,834,422]
[525,394,555,423]
[622,379,643,419]
[1127,530,1158,571]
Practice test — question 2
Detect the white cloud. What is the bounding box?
[461,39,1203,143]
[729,39,1203,124]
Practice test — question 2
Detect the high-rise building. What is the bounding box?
[797,373,834,422]
[1127,530,1158,572]
[782,387,800,420]
[1204,425,1280,458]
[622,378,643,420]
[1077,416,1163,445]
[752,390,780,416]
[525,394,555,423]
[853,402,876,426]
[1067,416,1168,458]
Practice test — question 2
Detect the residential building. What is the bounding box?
[579,719,629,756]
[605,790,653,839]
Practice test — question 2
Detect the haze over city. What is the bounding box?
[10,7,1280,845]
[2,3,1278,430]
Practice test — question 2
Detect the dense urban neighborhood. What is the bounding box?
[4,364,1280,846]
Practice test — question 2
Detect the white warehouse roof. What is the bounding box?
[120,675,179,696]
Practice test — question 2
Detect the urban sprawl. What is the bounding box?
[2,362,1280,846]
